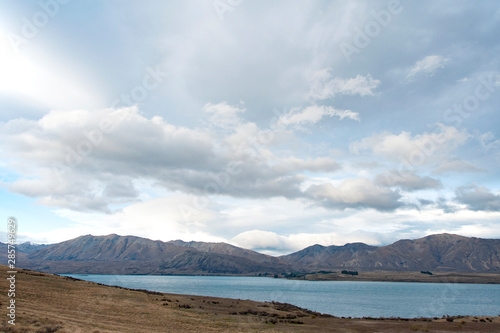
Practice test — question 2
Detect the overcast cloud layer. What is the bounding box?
[0,0,499,254]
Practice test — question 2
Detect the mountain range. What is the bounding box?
[280,233,500,272]
[2,233,500,275]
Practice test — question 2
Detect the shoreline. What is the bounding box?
[2,266,500,332]
[60,270,500,284]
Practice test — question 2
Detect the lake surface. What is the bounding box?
[65,274,500,318]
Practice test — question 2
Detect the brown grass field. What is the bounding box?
[296,271,500,284]
[1,265,499,332]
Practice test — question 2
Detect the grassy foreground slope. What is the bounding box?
[1,266,499,332]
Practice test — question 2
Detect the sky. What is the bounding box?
[0,0,499,255]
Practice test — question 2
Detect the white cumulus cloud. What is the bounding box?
[306,178,401,211]
[308,68,381,101]
[350,124,470,165]
[406,55,449,80]
[277,105,359,128]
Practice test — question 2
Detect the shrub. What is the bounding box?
[36,326,62,333]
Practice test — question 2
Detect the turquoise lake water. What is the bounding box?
[66,274,500,318]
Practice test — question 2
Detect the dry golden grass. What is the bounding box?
[1,266,499,332]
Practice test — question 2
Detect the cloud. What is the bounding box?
[308,69,381,101]
[433,158,482,174]
[18,194,227,244]
[274,157,341,173]
[203,102,245,130]
[277,105,359,128]
[375,170,442,191]
[231,230,283,251]
[230,229,390,255]
[480,131,500,152]
[2,1,500,250]
[455,185,500,212]
[349,124,470,165]
[1,106,215,211]
[0,105,346,212]
[306,178,401,211]
[406,55,449,80]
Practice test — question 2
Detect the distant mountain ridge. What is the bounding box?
[279,233,500,273]
[3,233,500,275]
[16,234,291,275]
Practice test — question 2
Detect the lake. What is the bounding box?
[65,274,500,318]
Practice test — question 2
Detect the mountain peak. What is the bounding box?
[419,233,469,241]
